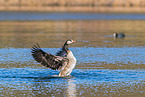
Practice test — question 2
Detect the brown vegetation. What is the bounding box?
[0,0,145,7]
[0,0,145,12]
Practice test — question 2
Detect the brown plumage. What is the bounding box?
[31,43,68,71]
[31,39,77,76]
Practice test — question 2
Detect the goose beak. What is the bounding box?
[73,40,77,43]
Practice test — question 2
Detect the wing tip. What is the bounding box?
[31,43,41,51]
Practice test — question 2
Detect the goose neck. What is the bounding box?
[63,43,68,51]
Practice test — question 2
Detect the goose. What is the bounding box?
[113,33,125,38]
[31,39,77,77]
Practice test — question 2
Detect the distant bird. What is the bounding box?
[113,33,125,38]
[31,39,77,77]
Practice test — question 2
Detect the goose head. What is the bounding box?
[65,39,77,45]
[56,39,77,57]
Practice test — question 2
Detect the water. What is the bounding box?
[1,12,145,21]
[0,68,145,96]
[0,12,145,97]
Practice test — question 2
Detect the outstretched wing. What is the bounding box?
[56,49,67,57]
[31,44,68,70]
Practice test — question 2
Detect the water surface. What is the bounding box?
[0,13,145,96]
[1,12,145,20]
[0,68,145,97]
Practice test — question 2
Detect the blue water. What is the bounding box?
[0,68,145,96]
[0,11,145,96]
[0,47,145,96]
[0,68,144,84]
[1,12,145,20]
[0,47,145,68]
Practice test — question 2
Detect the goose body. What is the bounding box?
[31,39,77,77]
[59,50,76,76]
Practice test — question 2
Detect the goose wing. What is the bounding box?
[56,49,67,57]
[31,44,68,70]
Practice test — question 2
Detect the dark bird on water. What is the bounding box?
[113,33,125,38]
[31,39,77,77]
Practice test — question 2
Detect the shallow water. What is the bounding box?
[0,68,145,96]
[0,47,145,69]
[0,12,145,97]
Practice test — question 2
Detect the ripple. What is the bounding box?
[0,47,145,69]
[0,68,145,96]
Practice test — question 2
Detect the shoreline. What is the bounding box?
[0,7,145,13]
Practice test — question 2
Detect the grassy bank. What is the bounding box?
[1,6,145,13]
[0,0,145,7]
[0,0,145,13]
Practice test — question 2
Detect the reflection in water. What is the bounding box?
[0,20,145,48]
[1,69,145,96]
[66,79,76,97]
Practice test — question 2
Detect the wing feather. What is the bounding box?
[31,44,68,70]
[56,49,67,57]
